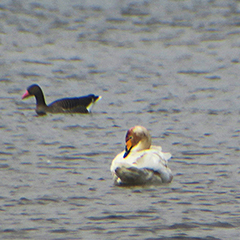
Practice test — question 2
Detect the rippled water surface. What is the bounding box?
[1,0,240,239]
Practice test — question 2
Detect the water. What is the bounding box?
[1,0,240,239]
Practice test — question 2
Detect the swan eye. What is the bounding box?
[126,136,133,142]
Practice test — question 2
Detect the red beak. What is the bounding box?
[22,90,30,99]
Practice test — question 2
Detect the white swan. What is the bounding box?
[110,126,173,185]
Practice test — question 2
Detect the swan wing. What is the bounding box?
[115,167,163,185]
[132,148,171,169]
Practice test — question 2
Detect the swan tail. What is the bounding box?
[114,167,165,186]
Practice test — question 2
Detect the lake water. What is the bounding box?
[0,0,240,239]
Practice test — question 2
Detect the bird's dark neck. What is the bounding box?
[35,90,47,106]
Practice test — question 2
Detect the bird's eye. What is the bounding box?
[126,136,133,142]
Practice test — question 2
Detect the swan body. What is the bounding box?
[110,126,173,185]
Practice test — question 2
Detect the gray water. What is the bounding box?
[0,0,240,239]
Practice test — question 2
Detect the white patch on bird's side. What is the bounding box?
[87,96,102,112]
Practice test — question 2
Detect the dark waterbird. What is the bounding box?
[22,84,101,115]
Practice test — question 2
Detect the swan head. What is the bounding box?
[124,126,152,158]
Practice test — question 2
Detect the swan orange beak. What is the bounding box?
[126,138,132,151]
[123,138,133,158]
